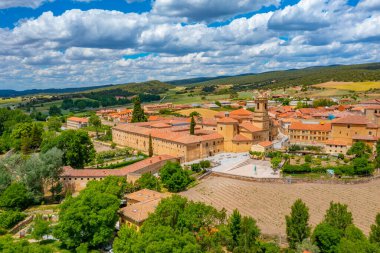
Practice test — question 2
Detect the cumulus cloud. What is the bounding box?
[1,0,380,89]
[151,0,280,22]
[0,0,52,9]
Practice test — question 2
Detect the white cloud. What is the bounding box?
[0,0,52,9]
[151,0,280,22]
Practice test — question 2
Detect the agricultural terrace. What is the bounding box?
[181,176,380,236]
[313,81,380,91]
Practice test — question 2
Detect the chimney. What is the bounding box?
[224,112,230,117]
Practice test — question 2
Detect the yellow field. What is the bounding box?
[178,108,219,118]
[314,81,380,91]
[0,97,22,104]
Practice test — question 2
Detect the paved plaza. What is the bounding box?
[184,152,279,178]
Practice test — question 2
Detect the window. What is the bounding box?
[347,125,350,128]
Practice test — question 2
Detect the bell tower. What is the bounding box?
[252,93,270,131]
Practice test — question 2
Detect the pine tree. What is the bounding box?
[370,213,380,245]
[375,140,380,169]
[131,97,147,123]
[190,116,196,135]
[30,123,42,150]
[148,134,153,157]
[286,199,311,249]
[229,209,242,248]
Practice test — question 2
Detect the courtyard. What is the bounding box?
[184,152,279,178]
[181,176,380,237]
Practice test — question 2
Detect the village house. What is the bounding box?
[60,155,177,192]
[119,189,170,230]
[66,117,89,129]
[143,103,173,114]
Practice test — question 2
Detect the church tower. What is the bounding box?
[252,93,270,134]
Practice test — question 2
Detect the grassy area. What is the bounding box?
[178,108,220,118]
[0,97,22,105]
[314,81,380,91]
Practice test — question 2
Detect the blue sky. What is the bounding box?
[0,0,379,90]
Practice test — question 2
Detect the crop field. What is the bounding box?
[0,97,22,105]
[178,108,220,118]
[181,176,380,236]
[313,81,380,91]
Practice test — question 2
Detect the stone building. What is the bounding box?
[112,94,278,162]
[66,117,89,129]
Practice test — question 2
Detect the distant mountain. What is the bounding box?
[166,76,231,85]
[0,85,114,98]
[187,62,380,88]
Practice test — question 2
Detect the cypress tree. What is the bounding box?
[148,134,153,157]
[370,213,380,245]
[286,199,311,249]
[131,97,147,123]
[229,209,242,248]
[190,116,196,135]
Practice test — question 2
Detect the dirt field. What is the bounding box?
[313,81,380,91]
[178,108,220,118]
[181,176,380,236]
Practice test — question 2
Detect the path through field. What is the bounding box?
[181,176,380,236]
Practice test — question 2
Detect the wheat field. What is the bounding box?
[313,81,380,91]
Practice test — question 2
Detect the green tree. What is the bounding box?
[49,105,62,116]
[270,157,282,170]
[54,178,121,249]
[135,173,160,192]
[159,162,192,192]
[113,225,139,253]
[89,114,102,137]
[347,141,372,158]
[31,214,51,240]
[324,202,353,231]
[190,115,196,135]
[148,134,153,157]
[47,116,62,132]
[189,111,201,117]
[376,140,380,169]
[236,216,261,252]
[229,209,242,249]
[0,183,33,210]
[0,210,26,229]
[41,130,95,168]
[286,199,311,249]
[131,97,147,123]
[370,213,380,245]
[312,223,342,253]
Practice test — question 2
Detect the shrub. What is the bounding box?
[282,164,311,174]
[199,160,211,169]
[0,210,26,229]
[191,163,202,173]
[304,155,312,163]
[338,154,344,160]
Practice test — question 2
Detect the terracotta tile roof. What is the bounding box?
[352,135,379,141]
[289,122,331,131]
[331,115,370,125]
[198,118,217,126]
[60,155,176,178]
[217,117,239,124]
[200,133,224,141]
[258,141,273,147]
[239,122,262,132]
[281,118,300,123]
[230,108,253,116]
[298,108,325,115]
[67,117,89,123]
[148,115,162,121]
[125,189,170,203]
[151,123,171,128]
[232,134,251,142]
[120,198,161,223]
[214,111,228,118]
[325,140,349,146]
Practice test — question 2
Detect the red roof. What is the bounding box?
[67,117,89,123]
[217,117,239,124]
[332,115,371,125]
[258,141,273,147]
[60,155,176,178]
[230,108,253,116]
[289,122,331,131]
[239,122,262,132]
[232,134,251,142]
